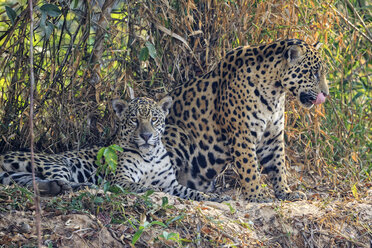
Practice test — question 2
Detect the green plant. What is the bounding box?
[95,144,123,192]
[159,231,184,245]
[132,220,167,245]
[224,202,236,214]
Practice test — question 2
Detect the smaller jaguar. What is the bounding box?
[0,97,227,202]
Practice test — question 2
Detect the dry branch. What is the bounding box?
[27,0,42,246]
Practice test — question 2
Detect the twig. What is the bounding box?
[142,6,205,74]
[332,6,372,44]
[328,97,349,139]
[28,0,42,246]
[65,228,93,240]
[303,229,368,247]
[344,0,372,40]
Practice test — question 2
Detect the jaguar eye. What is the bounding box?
[313,71,320,80]
[130,117,137,124]
[151,117,158,123]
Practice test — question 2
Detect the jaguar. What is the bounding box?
[0,97,227,202]
[164,39,329,202]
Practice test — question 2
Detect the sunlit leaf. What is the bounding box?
[96,148,105,161]
[110,144,123,152]
[132,229,143,244]
[351,184,359,200]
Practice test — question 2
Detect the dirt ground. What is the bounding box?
[0,184,371,248]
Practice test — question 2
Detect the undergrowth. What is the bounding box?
[0,185,234,247]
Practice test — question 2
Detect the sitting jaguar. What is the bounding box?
[0,97,227,202]
[164,39,329,202]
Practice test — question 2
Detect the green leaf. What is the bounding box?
[139,47,149,61]
[44,21,54,40]
[108,162,117,173]
[160,231,169,239]
[40,4,62,17]
[142,221,151,228]
[161,231,179,240]
[167,232,179,240]
[106,148,118,161]
[145,41,157,59]
[5,6,17,25]
[150,220,167,228]
[40,12,47,28]
[95,147,105,166]
[161,196,168,207]
[166,214,185,225]
[103,147,111,157]
[110,144,123,152]
[103,147,118,173]
[103,181,111,193]
[132,229,144,244]
[144,189,154,197]
[97,147,105,160]
[352,92,363,102]
[72,0,79,8]
[224,202,236,214]
[94,196,104,204]
[109,184,127,194]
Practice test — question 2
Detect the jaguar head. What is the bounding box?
[282,41,329,109]
[112,96,173,151]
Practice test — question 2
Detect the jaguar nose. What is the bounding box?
[140,132,153,142]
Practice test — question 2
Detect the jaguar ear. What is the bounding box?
[112,99,127,119]
[284,45,303,65]
[314,41,322,50]
[158,96,173,115]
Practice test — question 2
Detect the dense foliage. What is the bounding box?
[0,0,370,195]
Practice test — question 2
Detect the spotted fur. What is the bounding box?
[164,39,329,202]
[0,97,228,202]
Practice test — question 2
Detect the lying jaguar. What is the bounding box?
[0,97,227,202]
[164,39,329,202]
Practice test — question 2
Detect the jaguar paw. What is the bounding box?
[208,194,231,203]
[245,192,273,203]
[276,190,307,201]
[38,179,72,196]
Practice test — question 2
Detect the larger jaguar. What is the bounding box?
[0,97,226,202]
[164,39,329,202]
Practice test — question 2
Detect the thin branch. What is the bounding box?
[332,6,372,44]
[28,0,42,246]
[344,0,372,39]
[0,7,28,52]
